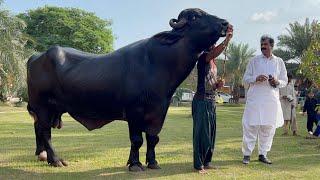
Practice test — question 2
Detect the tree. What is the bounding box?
[18,6,114,54]
[273,48,292,61]
[0,1,32,101]
[274,18,319,61]
[225,42,255,102]
[300,28,320,86]
[226,43,256,85]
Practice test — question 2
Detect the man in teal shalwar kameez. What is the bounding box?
[192,25,233,173]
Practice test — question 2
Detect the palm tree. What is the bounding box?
[0,1,32,101]
[225,42,255,102]
[275,18,319,61]
[274,18,320,89]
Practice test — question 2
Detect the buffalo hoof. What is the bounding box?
[37,151,47,161]
[129,163,145,172]
[147,163,161,169]
[57,121,63,129]
[49,159,68,167]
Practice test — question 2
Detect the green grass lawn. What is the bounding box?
[0,104,319,179]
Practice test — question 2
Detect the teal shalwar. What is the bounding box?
[192,51,217,170]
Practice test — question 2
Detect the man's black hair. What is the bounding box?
[260,34,275,47]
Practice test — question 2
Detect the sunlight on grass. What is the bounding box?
[0,104,319,179]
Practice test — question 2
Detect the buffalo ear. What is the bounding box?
[153,31,183,45]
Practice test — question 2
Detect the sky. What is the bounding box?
[3,0,320,53]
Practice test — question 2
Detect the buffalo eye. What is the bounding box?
[191,16,196,21]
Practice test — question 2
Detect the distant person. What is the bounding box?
[314,104,320,136]
[312,124,320,137]
[303,91,318,134]
[314,88,320,103]
[307,104,320,138]
[279,73,297,136]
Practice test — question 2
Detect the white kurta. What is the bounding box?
[279,82,296,120]
[241,54,288,156]
[242,54,288,128]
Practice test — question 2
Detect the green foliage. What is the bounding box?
[273,48,294,61]
[18,6,114,54]
[0,2,33,100]
[300,40,320,85]
[225,42,255,88]
[0,106,319,179]
[275,18,319,61]
[285,62,300,76]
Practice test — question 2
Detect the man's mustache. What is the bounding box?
[261,47,267,50]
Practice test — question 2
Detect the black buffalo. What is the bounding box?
[27,8,228,171]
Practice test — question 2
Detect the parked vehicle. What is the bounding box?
[216,91,233,103]
[171,88,195,106]
[171,89,233,106]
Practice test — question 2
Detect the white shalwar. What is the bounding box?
[242,54,288,156]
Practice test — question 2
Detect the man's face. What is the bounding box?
[308,92,314,98]
[261,40,272,56]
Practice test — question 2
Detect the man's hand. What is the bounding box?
[216,79,225,89]
[256,75,268,82]
[269,76,279,87]
[225,25,233,43]
[207,24,233,61]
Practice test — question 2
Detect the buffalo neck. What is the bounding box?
[155,38,201,96]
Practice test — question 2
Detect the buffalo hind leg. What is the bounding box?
[35,108,67,167]
[127,122,144,171]
[146,134,160,169]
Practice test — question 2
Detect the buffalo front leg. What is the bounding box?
[127,123,144,171]
[146,134,160,169]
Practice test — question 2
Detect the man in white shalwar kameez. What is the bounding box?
[242,35,288,165]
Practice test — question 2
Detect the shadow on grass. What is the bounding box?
[0,160,242,180]
[1,147,320,179]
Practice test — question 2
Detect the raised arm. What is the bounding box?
[205,24,233,62]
